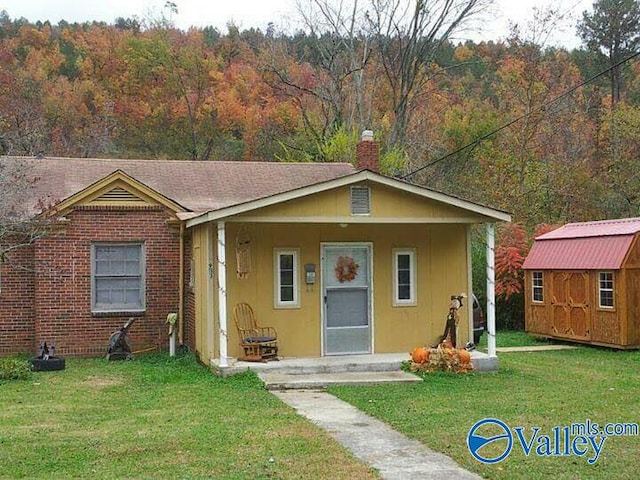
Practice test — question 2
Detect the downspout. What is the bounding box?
[178,221,185,346]
[486,223,496,358]
[217,221,228,368]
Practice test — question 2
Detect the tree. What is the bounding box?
[578,0,640,106]
[264,0,373,153]
[367,0,491,149]
[0,159,51,271]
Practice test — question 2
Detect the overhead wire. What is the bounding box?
[400,49,640,180]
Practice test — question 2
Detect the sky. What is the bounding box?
[1,0,593,49]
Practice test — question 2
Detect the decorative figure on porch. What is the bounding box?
[437,294,466,348]
[335,255,359,283]
[235,226,252,279]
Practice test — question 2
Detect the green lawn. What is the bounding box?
[4,343,639,479]
[330,346,640,479]
[0,354,377,479]
[476,329,554,350]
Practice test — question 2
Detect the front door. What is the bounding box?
[322,244,372,355]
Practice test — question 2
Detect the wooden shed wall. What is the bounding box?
[525,269,634,348]
[623,235,640,346]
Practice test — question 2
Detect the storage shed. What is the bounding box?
[523,217,640,349]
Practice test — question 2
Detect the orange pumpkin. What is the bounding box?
[410,346,430,364]
[458,349,471,365]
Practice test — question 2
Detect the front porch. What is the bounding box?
[211,351,499,388]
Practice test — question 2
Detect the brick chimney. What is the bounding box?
[356,130,379,172]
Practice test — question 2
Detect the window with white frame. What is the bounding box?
[532,271,544,302]
[393,249,416,306]
[92,243,145,312]
[274,249,299,308]
[599,271,614,308]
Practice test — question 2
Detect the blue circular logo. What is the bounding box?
[467,418,513,464]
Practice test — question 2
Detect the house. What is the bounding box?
[0,134,510,364]
[523,217,640,349]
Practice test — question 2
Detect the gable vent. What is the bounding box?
[350,185,371,215]
[97,187,144,203]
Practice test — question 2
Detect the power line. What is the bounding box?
[400,50,640,180]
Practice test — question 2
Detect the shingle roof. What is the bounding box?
[523,217,640,270]
[1,156,356,215]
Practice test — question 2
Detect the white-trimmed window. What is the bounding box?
[532,271,544,303]
[274,249,299,308]
[393,249,416,306]
[92,243,145,313]
[599,271,614,308]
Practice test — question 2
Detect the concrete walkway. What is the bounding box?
[272,389,480,479]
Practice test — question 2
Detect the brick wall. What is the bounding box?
[31,206,181,357]
[0,244,36,355]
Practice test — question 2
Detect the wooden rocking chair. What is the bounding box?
[233,303,279,362]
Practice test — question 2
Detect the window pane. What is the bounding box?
[398,270,410,285]
[280,254,293,270]
[95,260,111,275]
[124,260,140,275]
[398,285,411,300]
[397,254,410,270]
[125,246,140,261]
[280,286,294,302]
[280,270,294,286]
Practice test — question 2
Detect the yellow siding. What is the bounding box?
[191,224,217,364]
[219,222,470,358]
[191,182,480,361]
[234,182,481,221]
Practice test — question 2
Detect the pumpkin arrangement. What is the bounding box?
[408,344,473,374]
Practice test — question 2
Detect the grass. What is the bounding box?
[476,330,555,350]
[0,353,377,479]
[330,346,640,479]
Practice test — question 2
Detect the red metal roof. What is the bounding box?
[536,217,640,240]
[523,217,640,270]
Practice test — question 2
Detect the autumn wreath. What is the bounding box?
[334,255,359,283]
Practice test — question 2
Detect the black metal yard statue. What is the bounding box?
[437,294,465,348]
[106,318,136,361]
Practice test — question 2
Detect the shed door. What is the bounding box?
[550,271,590,340]
[322,245,372,355]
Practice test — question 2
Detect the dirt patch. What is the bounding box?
[81,375,124,388]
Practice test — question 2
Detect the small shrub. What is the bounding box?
[0,357,32,381]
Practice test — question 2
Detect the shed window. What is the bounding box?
[274,249,299,308]
[599,272,614,308]
[92,243,145,313]
[350,186,371,215]
[393,249,416,306]
[532,271,543,302]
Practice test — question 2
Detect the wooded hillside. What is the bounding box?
[1,6,639,229]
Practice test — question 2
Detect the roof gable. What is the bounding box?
[184,169,511,227]
[53,170,185,215]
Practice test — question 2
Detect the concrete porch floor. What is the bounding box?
[211,351,498,388]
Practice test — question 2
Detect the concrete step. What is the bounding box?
[259,370,422,390]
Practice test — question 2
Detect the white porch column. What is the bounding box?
[486,223,497,358]
[217,221,228,368]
